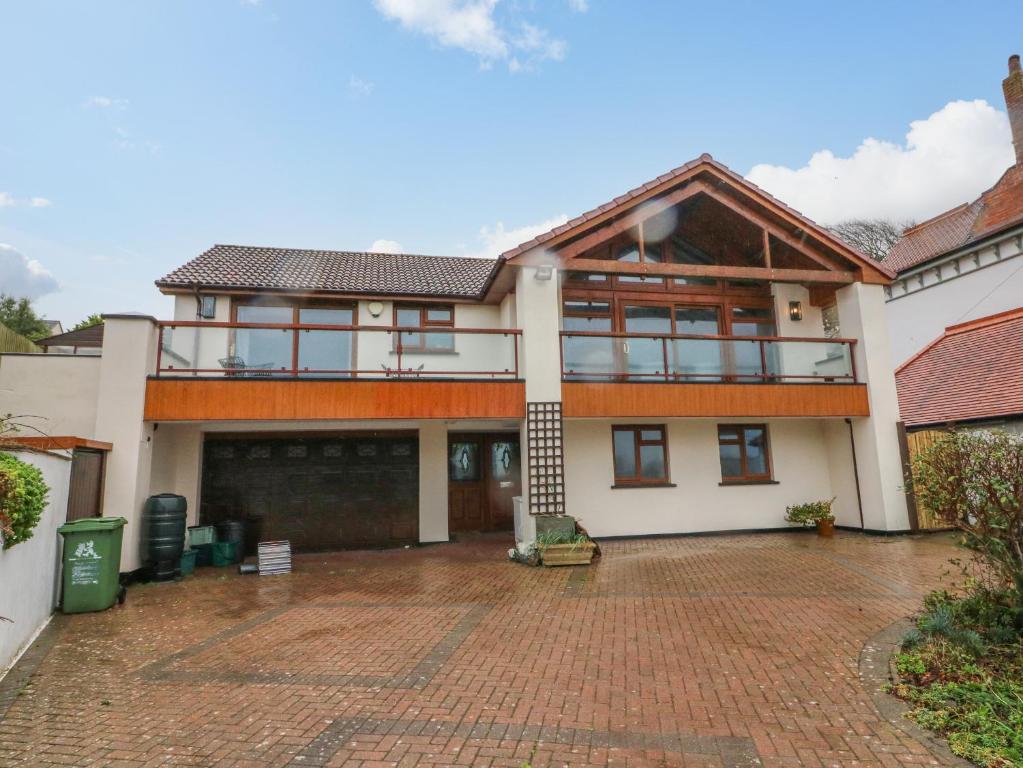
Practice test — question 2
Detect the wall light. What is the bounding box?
[788,300,803,321]
[534,265,554,281]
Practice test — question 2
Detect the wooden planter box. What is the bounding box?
[540,541,596,567]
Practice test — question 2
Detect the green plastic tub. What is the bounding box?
[212,541,237,567]
[179,549,197,576]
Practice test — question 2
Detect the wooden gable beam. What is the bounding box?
[556,181,711,261]
[563,258,856,285]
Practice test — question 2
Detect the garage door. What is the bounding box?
[199,433,419,553]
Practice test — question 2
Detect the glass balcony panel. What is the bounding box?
[297,329,354,377]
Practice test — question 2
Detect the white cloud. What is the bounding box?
[29,197,51,208]
[0,193,52,208]
[368,239,405,253]
[566,0,588,11]
[349,75,375,97]
[464,214,568,258]
[0,244,59,299]
[746,99,1015,224]
[0,192,14,208]
[84,95,128,110]
[373,0,567,71]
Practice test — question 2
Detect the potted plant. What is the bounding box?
[535,529,597,566]
[785,498,836,537]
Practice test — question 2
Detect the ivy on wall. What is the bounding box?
[0,452,50,549]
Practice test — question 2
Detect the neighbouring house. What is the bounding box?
[0,153,912,573]
[36,323,104,355]
[884,54,1023,366]
[896,307,1023,434]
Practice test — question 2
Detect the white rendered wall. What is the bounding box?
[418,421,449,543]
[148,424,203,527]
[0,355,102,438]
[836,283,911,531]
[886,231,1023,365]
[0,449,71,675]
[93,317,158,571]
[563,418,839,537]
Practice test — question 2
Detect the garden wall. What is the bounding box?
[0,448,71,675]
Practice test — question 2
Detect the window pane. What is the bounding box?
[563,316,612,332]
[718,426,740,441]
[426,307,452,323]
[237,305,293,324]
[490,441,520,481]
[449,442,480,481]
[613,430,637,478]
[299,308,353,325]
[616,244,640,263]
[643,242,663,263]
[624,305,671,333]
[640,429,663,441]
[744,428,768,475]
[674,307,720,335]
[566,271,609,283]
[639,444,666,480]
[564,300,610,314]
[731,307,775,336]
[617,244,663,284]
[718,441,742,478]
[396,308,420,326]
[669,235,717,286]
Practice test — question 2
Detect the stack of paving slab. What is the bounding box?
[257,540,292,575]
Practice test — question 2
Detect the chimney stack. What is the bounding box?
[1006,54,1023,165]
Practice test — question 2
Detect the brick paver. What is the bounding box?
[0,532,962,767]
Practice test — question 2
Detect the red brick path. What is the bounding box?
[0,532,962,767]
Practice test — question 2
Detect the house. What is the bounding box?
[896,307,1023,434]
[884,55,1023,366]
[36,323,104,355]
[0,154,911,572]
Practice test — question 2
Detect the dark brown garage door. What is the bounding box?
[199,433,418,553]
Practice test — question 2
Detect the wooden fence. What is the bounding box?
[0,323,41,354]
[898,424,952,531]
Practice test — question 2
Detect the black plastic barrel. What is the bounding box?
[142,494,187,581]
[215,519,247,564]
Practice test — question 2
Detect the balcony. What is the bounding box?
[144,322,525,422]
[559,332,869,418]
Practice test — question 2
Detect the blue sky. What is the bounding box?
[1,0,1021,324]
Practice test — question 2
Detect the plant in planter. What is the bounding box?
[785,498,836,537]
[535,529,597,567]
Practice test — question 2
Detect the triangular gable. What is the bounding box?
[501,154,894,285]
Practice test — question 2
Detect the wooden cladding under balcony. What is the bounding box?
[561,382,870,418]
[144,379,527,422]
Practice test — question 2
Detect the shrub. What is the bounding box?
[784,498,835,526]
[0,452,49,549]
[911,430,1023,602]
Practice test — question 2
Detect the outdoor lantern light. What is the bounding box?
[534,264,554,281]
[788,300,803,321]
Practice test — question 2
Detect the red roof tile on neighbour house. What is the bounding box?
[895,307,1023,427]
[885,164,1023,275]
[156,245,500,299]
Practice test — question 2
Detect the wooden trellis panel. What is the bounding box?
[903,428,953,530]
[527,402,565,515]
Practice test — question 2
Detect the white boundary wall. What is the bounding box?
[0,449,71,675]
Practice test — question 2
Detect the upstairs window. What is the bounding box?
[395,304,454,352]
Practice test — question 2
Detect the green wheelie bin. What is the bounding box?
[57,517,127,614]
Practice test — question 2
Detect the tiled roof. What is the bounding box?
[156,245,500,299]
[37,323,104,349]
[896,307,1023,427]
[499,153,895,279]
[885,164,1023,274]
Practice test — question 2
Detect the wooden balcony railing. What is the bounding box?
[560,331,857,384]
[155,321,522,379]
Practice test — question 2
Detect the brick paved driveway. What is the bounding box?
[0,532,962,767]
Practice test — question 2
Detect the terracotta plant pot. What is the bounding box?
[540,541,596,567]
[816,519,835,538]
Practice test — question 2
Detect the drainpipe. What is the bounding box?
[845,418,865,530]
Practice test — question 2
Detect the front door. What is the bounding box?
[447,433,521,533]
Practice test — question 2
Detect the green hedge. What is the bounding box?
[0,452,49,549]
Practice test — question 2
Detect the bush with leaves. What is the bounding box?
[0,452,49,549]
[911,430,1023,602]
